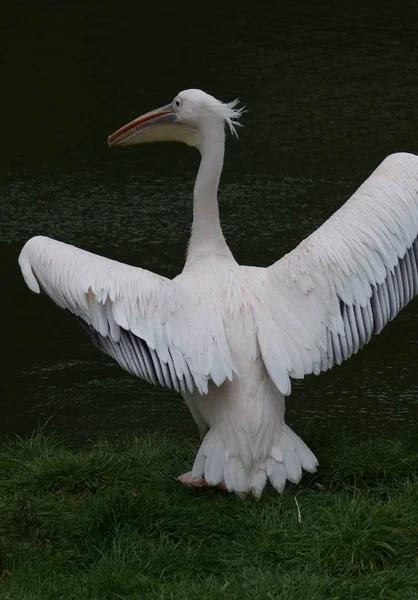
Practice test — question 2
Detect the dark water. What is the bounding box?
[2,2,418,443]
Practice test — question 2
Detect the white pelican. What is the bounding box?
[19,89,418,498]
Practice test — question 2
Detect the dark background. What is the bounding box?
[1,1,418,443]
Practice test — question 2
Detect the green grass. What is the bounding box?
[1,428,418,599]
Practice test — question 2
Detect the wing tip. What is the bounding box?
[18,251,40,294]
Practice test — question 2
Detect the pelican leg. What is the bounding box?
[177,471,228,491]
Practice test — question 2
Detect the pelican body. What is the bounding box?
[19,89,418,498]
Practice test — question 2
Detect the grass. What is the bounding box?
[0,428,418,599]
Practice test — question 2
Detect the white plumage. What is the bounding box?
[19,88,418,498]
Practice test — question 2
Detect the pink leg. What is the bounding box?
[177,471,208,487]
[177,471,228,492]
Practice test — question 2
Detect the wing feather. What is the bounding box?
[19,236,237,394]
[254,152,418,395]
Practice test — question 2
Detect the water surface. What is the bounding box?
[2,2,418,443]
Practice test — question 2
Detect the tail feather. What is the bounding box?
[282,424,318,473]
[250,470,268,500]
[284,449,303,483]
[266,459,287,493]
[203,435,225,486]
[224,457,249,493]
[191,422,318,498]
[191,444,206,480]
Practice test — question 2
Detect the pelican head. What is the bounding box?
[107,89,243,149]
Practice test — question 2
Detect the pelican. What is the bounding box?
[19,89,418,498]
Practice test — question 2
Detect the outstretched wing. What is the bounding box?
[19,236,236,394]
[253,152,418,396]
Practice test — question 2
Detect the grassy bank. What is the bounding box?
[0,428,417,600]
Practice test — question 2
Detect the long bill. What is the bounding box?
[107,103,200,148]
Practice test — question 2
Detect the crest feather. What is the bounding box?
[219,98,246,137]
